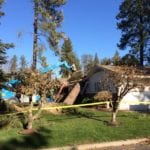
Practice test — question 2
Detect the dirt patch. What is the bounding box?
[18,129,38,135]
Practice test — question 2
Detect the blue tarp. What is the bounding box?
[4,79,21,87]
[0,88,15,100]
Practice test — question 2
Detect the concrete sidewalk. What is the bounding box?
[41,138,149,150]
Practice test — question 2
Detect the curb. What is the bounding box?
[41,138,149,150]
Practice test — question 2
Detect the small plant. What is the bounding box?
[81,97,92,104]
[94,91,112,102]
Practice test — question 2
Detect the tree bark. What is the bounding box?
[111,93,119,124]
[32,1,38,70]
[140,39,144,67]
[27,101,33,129]
[27,111,33,129]
[139,11,144,67]
[111,111,117,123]
[26,97,43,129]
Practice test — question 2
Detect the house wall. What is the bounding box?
[85,72,150,111]
[119,86,150,111]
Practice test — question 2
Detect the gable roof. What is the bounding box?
[87,65,150,84]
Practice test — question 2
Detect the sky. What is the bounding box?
[0,0,127,68]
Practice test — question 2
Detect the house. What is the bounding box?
[81,65,150,111]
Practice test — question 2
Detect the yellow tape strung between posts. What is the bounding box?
[0,101,150,116]
[0,101,108,116]
[32,101,109,111]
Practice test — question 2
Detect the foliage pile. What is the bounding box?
[15,69,60,101]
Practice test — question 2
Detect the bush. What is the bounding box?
[81,97,93,104]
[94,91,112,102]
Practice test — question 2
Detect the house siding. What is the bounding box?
[119,86,150,111]
[85,70,150,111]
[86,72,106,94]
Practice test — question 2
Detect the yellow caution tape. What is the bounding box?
[0,101,150,116]
[32,101,109,111]
[0,101,109,116]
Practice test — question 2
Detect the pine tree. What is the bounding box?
[37,45,48,68]
[112,50,121,66]
[121,54,139,66]
[61,38,80,77]
[116,0,150,66]
[32,0,38,70]
[20,55,27,71]
[93,53,100,66]
[0,0,14,87]
[101,58,111,65]
[81,54,93,74]
[10,55,18,74]
[0,0,4,18]
[0,0,14,66]
[32,0,66,69]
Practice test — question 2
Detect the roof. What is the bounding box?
[87,65,150,85]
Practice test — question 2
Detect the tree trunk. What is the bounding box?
[140,41,144,67]
[111,93,119,124]
[32,1,38,70]
[27,111,33,129]
[111,110,118,124]
[27,97,34,130]
[139,13,144,67]
[26,96,43,130]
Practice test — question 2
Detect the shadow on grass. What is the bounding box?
[0,116,12,129]
[63,108,110,124]
[76,112,109,124]
[45,108,110,123]
[44,108,150,126]
[0,127,52,150]
[60,108,150,124]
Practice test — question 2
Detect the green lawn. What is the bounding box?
[0,108,150,150]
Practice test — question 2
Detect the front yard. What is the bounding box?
[0,108,149,149]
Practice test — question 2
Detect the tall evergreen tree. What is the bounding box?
[81,54,93,74]
[10,55,18,74]
[20,55,27,71]
[116,0,150,66]
[37,45,48,68]
[32,0,38,70]
[112,50,121,66]
[121,54,139,66]
[101,57,111,65]
[0,0,14,87]
[0,0,4,24]
[32,0,66,69]
[93,53,100,66]
[61,38,80,77]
